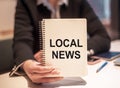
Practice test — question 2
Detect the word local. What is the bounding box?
[50,39,83,59]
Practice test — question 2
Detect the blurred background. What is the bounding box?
[0,0,119,40]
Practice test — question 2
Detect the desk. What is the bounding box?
[0,40,120,88]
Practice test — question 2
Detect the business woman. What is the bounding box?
[10,0,110,83]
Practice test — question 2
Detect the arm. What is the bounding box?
[80,0,111,55]
[13,0,35,66]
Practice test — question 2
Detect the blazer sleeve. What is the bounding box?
[13,0,35,66]
[80,0,111,54]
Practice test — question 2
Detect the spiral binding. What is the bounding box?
[39,20,46,66]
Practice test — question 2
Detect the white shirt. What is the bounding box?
[37,0,68,18]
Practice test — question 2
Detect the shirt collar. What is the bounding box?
[37,0,68,6]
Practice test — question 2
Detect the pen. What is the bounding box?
[96,61,108,73]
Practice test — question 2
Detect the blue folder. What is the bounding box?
[96,51,120,61]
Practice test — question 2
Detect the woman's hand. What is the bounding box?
[22,60,63,83]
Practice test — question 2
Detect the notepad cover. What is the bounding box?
[40,19,87,77]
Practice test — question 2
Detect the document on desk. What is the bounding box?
[114,58,120,66]
[92,51,120,61]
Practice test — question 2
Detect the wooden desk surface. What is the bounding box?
[0,40,120,88]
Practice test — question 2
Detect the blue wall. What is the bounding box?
[88,0,111,20]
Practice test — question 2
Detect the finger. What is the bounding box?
[32,65,55,74]
[88,59,101,65]
[51,68,60,74]
[23,60,55,74]
[28,71,63,83]
[36,68,60,77]
[34,51,41,58]
[30,70,60,78]
[29,68,61,78]
[34,51,44,62]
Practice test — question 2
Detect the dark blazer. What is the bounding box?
[13,0,110,66]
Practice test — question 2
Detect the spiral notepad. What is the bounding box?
[40,19,87,77]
